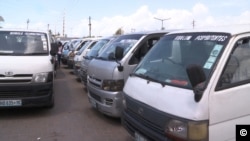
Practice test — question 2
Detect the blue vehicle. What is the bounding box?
[61,39,81,65]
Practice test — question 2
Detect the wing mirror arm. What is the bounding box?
[186,64,206,102]
[115,46,124,72]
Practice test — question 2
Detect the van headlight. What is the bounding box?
[75,61,81,67]
[69,51,75,57]
[165,119,208,141]
[32,72,52,83]
[102,79,124,91]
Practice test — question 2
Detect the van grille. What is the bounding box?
[125,95,168,135]
[0,74,33,84]
[89,91,101,102]
[0,89,50,98]
[88,75,101,88]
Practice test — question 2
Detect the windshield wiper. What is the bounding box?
[84,56,93,60]
[134,73,166,87]
[96,56,107,60]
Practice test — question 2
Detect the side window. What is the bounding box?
[129,38,159,65]
[216,37,250,90]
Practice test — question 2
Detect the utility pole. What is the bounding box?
[0,16,4,22]
[27,19,30,29]
[192,19,196,29]
[47,24,50,31]
[154,17,171,30]
[0,16,4,28]
[89,16,91,37]
[63,12,65,37]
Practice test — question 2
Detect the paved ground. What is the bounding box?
[0,66,133,141]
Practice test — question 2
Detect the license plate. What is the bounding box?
[0,100,22,107]
[135,132,148,141]
[89,99,97,109]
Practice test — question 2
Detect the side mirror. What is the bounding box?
[50,43,58,56]
[186,64,206,102]
[115,46,124,72]
[115,46,124,60]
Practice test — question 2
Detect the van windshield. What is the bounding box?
[97,34,144,60]
[78,40,92,54]
[0,31,48,55]
[85,39,110,60]
[134,32,231,89]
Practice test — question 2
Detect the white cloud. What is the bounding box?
[192,3,209,19]
[3,3,250,37]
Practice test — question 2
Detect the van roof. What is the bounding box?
[123,29,179,35]
[168,24,250,36]
[0,28,48,33]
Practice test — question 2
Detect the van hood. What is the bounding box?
[0,56,53,75]
[87,59,117,80]
[124,76,209,120]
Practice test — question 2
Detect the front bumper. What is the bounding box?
[67,57,74,68]
[79,68,87,85]
[87,82,123,118]
[0,82,54,108]
[122,110,169,141]
[73,64,81,77]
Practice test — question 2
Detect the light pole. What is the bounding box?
[0,16,4,22]
[27,19,30,29]
[154,17,171,30]
[89,16,91,37]
[0,16,4,28]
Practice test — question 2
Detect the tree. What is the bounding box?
[114,27,124,35]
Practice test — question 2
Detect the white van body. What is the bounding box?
[122,25,250,141]
[73,38,100,77]
[0,29,54,108]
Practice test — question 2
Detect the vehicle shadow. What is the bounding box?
[0,107,53,120]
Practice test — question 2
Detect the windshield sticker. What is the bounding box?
[135,68,147,74]
[204,44,223,69]
[165,79,188,86]
[210,44,223,57]
[174,36,192,41]
[204,56,216,69]
[25,32,44,36]
[41,36,48,50]
[10,32,23,35]
[207,56,216,63]
[204,62,213,69]
[195,35,228,42]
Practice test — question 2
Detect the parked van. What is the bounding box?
[0,29,55,108]
[122,25,250,141]
[61,38,81,66]
[87,30,172,117]
[79,36,117,85]
[73,38,100,78]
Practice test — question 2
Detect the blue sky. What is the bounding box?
[0,0,249,37]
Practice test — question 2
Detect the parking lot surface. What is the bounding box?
[0,66,133,141]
